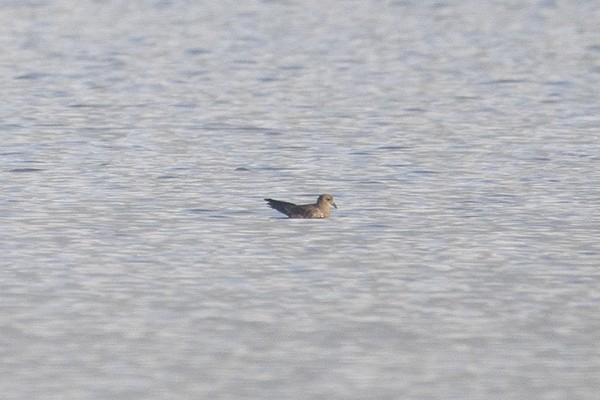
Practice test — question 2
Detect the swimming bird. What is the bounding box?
[264,194,337,218]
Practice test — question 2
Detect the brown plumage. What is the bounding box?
[264,194,337,218]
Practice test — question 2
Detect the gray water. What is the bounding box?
[1,1,599,399]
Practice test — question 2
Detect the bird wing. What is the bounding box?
[264,199,323,218]
[265,199,299,217]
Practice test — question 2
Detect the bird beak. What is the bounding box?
[332,202,337,209]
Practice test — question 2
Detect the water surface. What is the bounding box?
[1,1,599,399]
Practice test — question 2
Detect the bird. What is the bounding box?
[264,194,337,218]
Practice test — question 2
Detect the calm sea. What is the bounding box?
[1,1,599,399]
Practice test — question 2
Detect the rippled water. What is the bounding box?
[1,1,599,399]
